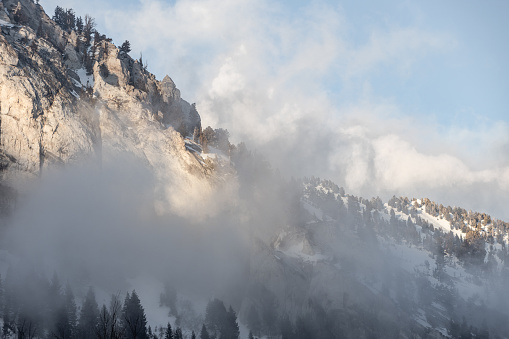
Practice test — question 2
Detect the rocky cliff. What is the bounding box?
[0,0,213,216]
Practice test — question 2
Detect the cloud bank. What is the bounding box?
[40,0,509,219]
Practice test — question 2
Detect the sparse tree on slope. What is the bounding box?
[53,6,65,26]
[120,40,132,54]
[83,14,96,47]
[76,16,83,33]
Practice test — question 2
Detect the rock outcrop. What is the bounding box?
[0,0,213,217]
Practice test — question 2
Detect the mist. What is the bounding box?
[1,158,250,300]
[2,145,508,337]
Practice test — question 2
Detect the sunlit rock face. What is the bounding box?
[0,0,205,205]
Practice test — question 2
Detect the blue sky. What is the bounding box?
[42,0,509,218]
[42,0,509,126]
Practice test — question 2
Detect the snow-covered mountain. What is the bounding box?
[0,1,508,338]
[266,177,509,337]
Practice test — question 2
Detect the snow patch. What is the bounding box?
[76,68,94,88]
[278,242,328,264]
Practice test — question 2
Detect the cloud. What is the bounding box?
[104,0,508,218]
[39,0,509,219]
[344,27,454,79]
[325,119,509,219]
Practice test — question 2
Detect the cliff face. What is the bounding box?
[0,0,222,221]
[0,0,204,194]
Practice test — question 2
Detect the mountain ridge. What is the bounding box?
[0,1,508,338]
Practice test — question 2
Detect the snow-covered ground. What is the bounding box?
[76,67,94,88]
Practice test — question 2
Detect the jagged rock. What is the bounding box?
[0,34,17,65]
[0,0,212,218]
[91,40,201,136]
[0,2,10,23]
[161,75,180,102]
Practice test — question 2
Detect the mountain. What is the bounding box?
[0,0,204,189]
[0,1,508,339]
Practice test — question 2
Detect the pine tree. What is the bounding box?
[200,324,210,339]
[120,40,132,54]
[97,304,111,339]
[205,299,226,338]
[83,14,96,47]
[65,8,76,31]
[76,16,83,33]
[191,331,196,339]
[53,6,64,26]
[123,290,148,339]
[64,283,78,338]
[226,306,240,339]
[78,287,100,339]
[164,322,174,339]
[174,327,183,339]
[94,31,101,45]
[52,283,78,338]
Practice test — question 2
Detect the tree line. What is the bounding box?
[0,269,243,339]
